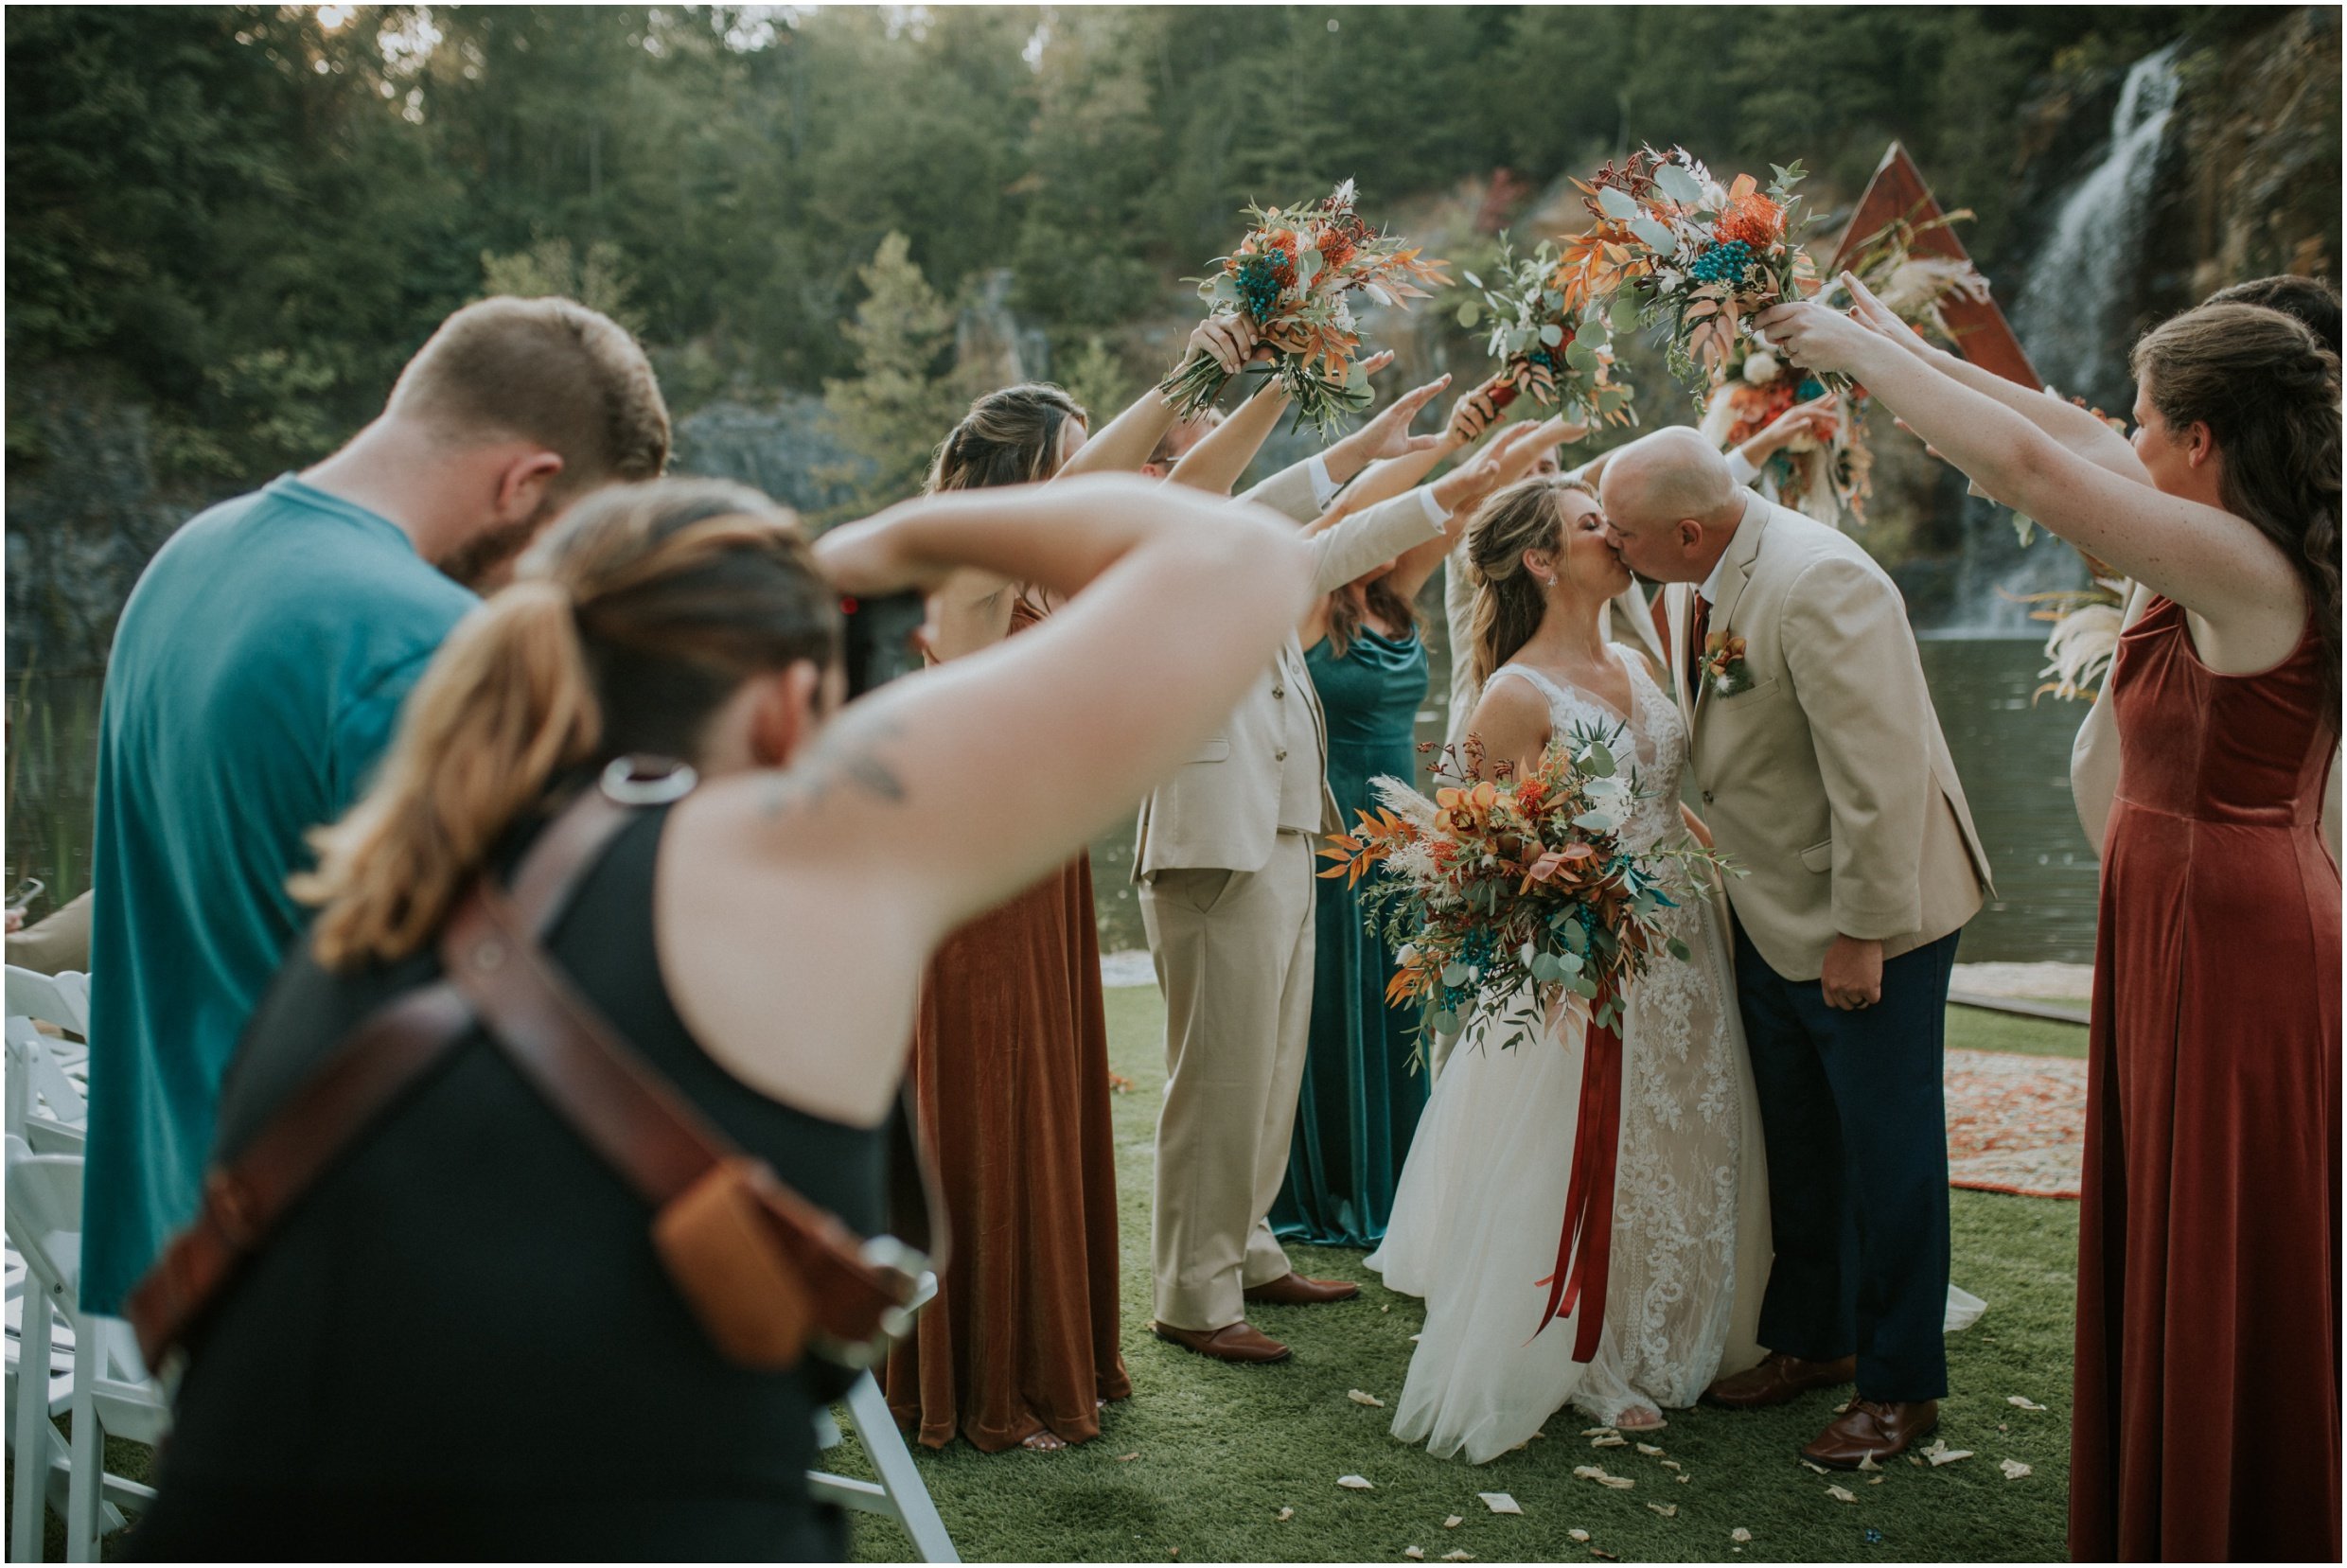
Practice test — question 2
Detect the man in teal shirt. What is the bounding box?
[81,297,670,1315]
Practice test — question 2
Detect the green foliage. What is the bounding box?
[822,233,970,510]
[4,3,2226,500]
[478,238,643,331]
[1055,335,1136,427]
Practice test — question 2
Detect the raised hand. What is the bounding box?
[1446,374,1509,447]
[1328,370,1453,476]
[1431,416,1568,518]
[1184,313,1262,378]
[1841,272,1931,359]
[1753,299,1875,378]
[1748,390,1842,456]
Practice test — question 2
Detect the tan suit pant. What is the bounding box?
[1140,831,1315,1330]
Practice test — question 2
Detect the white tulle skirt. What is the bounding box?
[1367,880,1770,1463]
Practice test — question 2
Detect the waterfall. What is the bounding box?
[1943,43,2182,634]
[2012,43,2184,408]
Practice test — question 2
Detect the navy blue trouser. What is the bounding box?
[1734,921,1960,1402]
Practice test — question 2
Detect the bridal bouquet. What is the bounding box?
[1318,725,1721,1057]
[1160,179,1449,435]
[1560,147,1826,396]
[1455,236,1639,429]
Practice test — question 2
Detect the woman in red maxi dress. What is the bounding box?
[1755,283,2341,1562]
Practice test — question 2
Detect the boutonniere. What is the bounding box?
[1701,632,1753,696]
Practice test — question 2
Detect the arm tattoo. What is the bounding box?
[758,713,908,820]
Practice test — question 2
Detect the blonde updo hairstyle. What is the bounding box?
[1463,473,1599,693]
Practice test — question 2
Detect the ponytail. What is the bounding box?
[292,478,839,969]
[294,583,600,968]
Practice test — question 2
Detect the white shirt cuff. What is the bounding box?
[1308,454,1341,512]
[1726,449,1761,488]
[1417,485,1449,529]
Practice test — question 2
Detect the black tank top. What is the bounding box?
[136,805,883,1559]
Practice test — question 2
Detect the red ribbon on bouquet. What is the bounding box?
[1533,981,1624,1363]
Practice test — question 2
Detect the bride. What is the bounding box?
[1367,473,1771,1459]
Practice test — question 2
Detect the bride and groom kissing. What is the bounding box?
[1370,425,1992,1468]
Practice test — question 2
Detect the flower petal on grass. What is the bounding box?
[1478,1492,1521,1515]
[1590,1434,1628,1449]
[1573,1465,1635,1489]
[1337,1475,1375,1490]
[2007,1396,2046,1412]
[1275,1508,1295,1523]
[1923,1441,1974,1468]
[1731,1528,1753,1543]
[2001,1459,2033,1480]
[1799,1460,1829,1475]
[1826,1485,1858,1504]
[1647,1503,1677,1518]
[1568,1529,1591,1542]
[1634,1442,1666,1456]
[1443,1516,1464,1530]
[1349,1390,1385,1408]
[1405,1549,1425,1560]
[1857,1454,1882,1472]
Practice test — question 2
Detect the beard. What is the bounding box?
[432,498,561,592]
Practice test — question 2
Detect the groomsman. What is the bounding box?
[1138,386,1549,1364]
[1598,427,1991,1464]
[79,297,669,1318]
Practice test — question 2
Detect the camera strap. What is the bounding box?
[128,776,941,1373]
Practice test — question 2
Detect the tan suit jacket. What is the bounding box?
[1134,463,1449,877]
[1664,498,1991,980]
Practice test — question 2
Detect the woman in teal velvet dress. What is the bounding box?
[1271,537,1444,1247]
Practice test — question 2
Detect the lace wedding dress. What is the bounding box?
[1366,647,1772,1461]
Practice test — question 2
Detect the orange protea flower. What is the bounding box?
[1716,175,1785,247]
[1313,222,1357,271]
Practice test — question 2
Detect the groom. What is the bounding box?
[1598,428,1991,1466]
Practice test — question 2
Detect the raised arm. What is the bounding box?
[1060,316,1260,478]
[1170,379,1294,498]
[1760,289,2303,662]
[791,476,1311,924]
[666,477,1311,1124]
[1841,273,2146,484]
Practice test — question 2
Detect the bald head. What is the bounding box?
[1601,427,1736,524]
[1596,426,1745,586]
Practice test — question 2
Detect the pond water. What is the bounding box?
[3,638,2098,963]
[1091,632,2097,963]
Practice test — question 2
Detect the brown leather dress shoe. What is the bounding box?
[1149,1320,1293,1364]
[1242,1272,1361,1306]
[1801,1398,1940,1469]
[1702,1351,1859,1409]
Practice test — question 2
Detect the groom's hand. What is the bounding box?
[1821,934,1884,1011]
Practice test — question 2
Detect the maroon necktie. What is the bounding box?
[1687,592,1712,685]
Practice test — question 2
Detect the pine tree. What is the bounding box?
[822,232,970,509]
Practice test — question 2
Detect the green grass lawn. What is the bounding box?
[824,992,2085,1563]
[14,997,2086,1561]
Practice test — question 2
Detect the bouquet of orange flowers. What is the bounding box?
[1456,235,1640,429]
[1556,147,1827,396]
[1161,179,1448,435]
[1318,726,1721,1056]
[1323,724,1730,1358]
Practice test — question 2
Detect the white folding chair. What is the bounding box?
[808,1272,958,1563]
[5,966,93,1154]
[5,1136,171,1561]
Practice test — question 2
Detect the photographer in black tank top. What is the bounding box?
[129,470,1315,1559]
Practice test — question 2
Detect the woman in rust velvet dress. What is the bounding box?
[1756,285,2340,1562]
[880,386,1130,1452]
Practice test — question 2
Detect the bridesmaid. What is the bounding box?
[1762,282,2340,1562]
[1269,387,1529,1244]
[887,324,1261,1453]
[1267,552,1437,1245]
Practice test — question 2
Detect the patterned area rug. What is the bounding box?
[1944,1048,2086,1200]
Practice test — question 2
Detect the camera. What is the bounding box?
[839,590,928,697]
